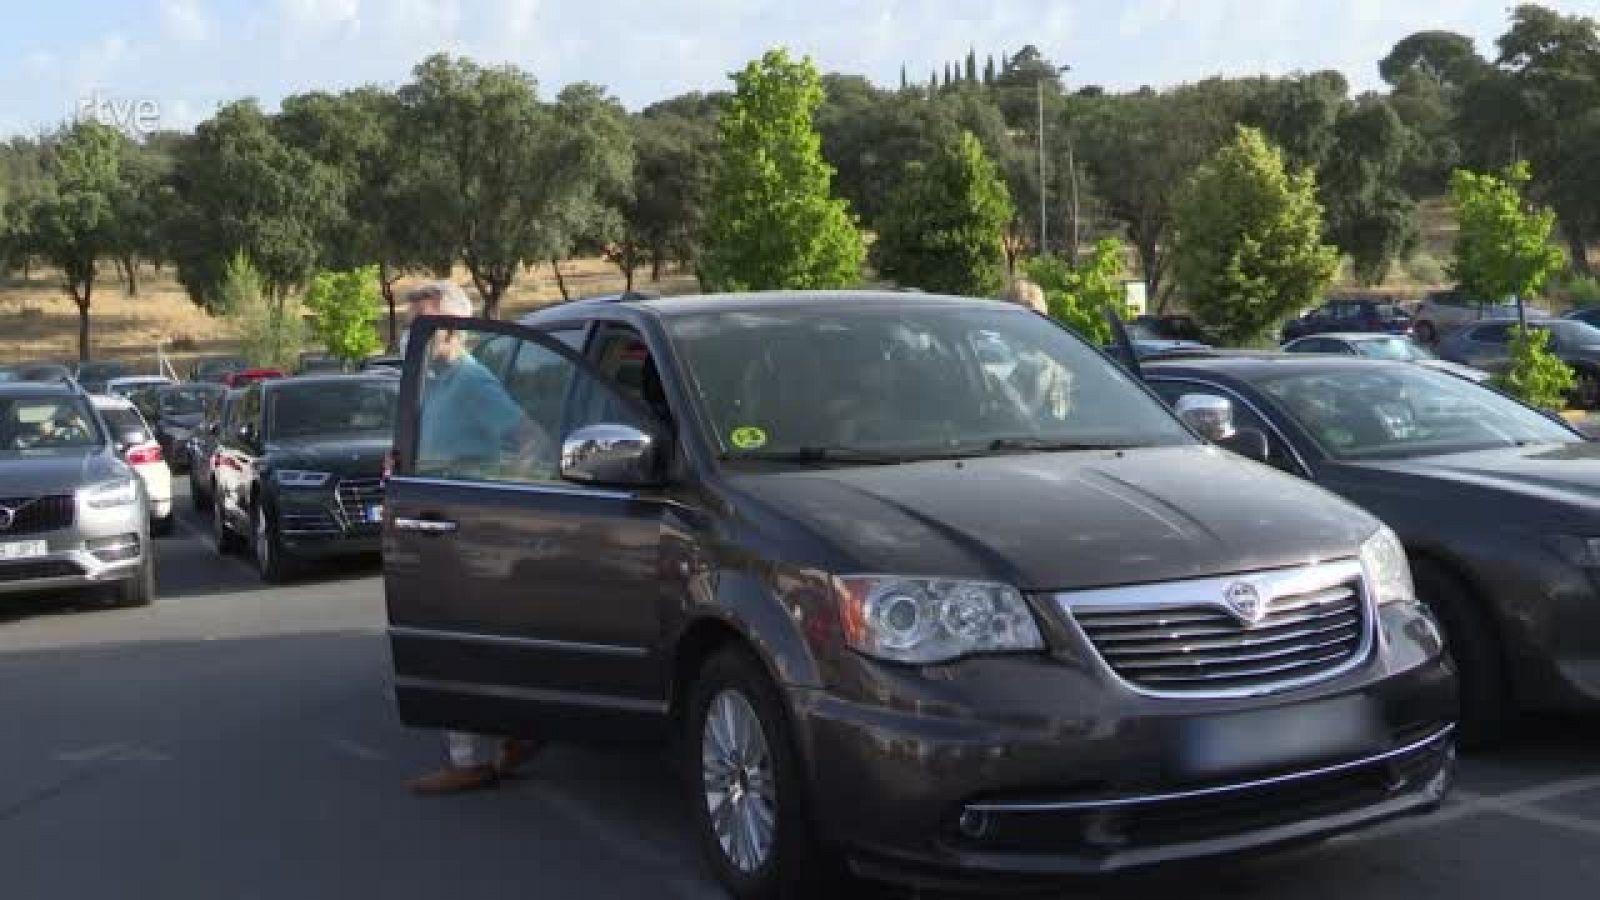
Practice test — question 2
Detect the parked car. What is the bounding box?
[0,381,153,606]
[1411,289,1551,345]
[221,367,286,388]
[10,361,73,383]
[103,375,174,398]
[89,394,173,536]
[186,389,240,513]
[1131,313,1210,343]
[144,382,226,472]
[1281,299,1413,343]
[1144,352,1600,743]
[297,352,345,375]
[191,356,249,384]
[74,360,130,394]
[383,293,1454,895]
[1282,333,1489,383]
[210,374,397,582]
[1563,307,1600,328]
[359,353,403,373]
[1436,318,1600,407]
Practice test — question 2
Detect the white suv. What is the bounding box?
[1412,289,1550,344]
[91,395,174,535]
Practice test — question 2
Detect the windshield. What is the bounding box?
[0,395,101,457]
[1547,320,1600,347]
[1353,337,1435,361]
[267,380,398,440]
[160,387,221,416]
[1255,366,1579,461]
[665,303,1193,461]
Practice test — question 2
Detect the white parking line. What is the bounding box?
[1354,774,1600,841]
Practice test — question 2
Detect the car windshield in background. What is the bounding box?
[100,406,151,442]
[666,303,1193,461]
[267,381,398,439]
[1254,366,1579,461]
[0,395,100,457]
[1353,337,1435,361]
[159,387,220,416]
[1546,320,1600,347]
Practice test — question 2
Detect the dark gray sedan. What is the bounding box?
[1282,332,1489,383]
[1436,318,1600,407]
[1145,353,1599,745]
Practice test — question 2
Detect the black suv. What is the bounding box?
[211,374,398,581]
[384,293,1455,896]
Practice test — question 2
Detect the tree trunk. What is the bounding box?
[651,255,664,282]
[1566,227,1593,277]
[623,258,635,292]
[379,262,399,351]
[75,281,92,363]
[550,257,570,301]
[121,255,139,296]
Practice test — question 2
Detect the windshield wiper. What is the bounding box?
[984,437,1136,454]
[727,446,911,465]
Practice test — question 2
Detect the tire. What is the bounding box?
[113,554,155,607]
[191,468,212,513]
[1413,558,1513,748]
[252,502,299,584]
[683,648,837,899]
[152,512,175,537]
[1415,321,1438,345]
[213,485,244,555]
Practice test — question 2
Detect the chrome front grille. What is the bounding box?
[334,477,384,525]
[0,495,76,535]
[1059,560,1370,698]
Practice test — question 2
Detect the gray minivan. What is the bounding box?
[383,292,1456,897]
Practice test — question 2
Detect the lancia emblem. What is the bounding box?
[0,506,14,531]
[1224,581,1268,625]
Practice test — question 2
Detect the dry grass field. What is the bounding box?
[0,258,700,367]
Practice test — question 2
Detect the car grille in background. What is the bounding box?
[280,511,340,534]
[0,560,81,582]
[0,496,75,535]
[1061,561,1369,697]
[334,477,384,526]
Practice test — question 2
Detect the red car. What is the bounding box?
[221,367,286,388]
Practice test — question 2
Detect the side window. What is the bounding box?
[102,407,151,442]
[588,324,673,427]
[1472,322,1512,344]
[411,325,650,485]
[1149,380,1301,475]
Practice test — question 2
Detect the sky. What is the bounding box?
[2,0,1598,137]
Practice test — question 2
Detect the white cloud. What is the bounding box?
[276,0,363,39]
[161,0,212,43]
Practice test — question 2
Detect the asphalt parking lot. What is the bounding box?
[1,480,1598,899]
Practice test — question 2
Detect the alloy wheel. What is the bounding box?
[255,506,271,571]
[701,689,776,874]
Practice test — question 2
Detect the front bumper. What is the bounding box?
[791,606,1456,888]
[0,503,147,597]
[274,487,383,560]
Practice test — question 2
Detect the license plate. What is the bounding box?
[0,540,48,560]
[1177,695,1382,777]
[367,504,384,522]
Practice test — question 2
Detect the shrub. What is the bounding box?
[1549,271,1600,309]
[226,253,306,369]
[1493,326,1575,411]
[1023,238,1128,345]
[1402,252,1447,286]
[304,266,383,364]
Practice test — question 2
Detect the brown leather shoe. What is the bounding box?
[494,738,544,777]
[407,764,498,795]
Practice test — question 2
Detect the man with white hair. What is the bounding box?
[400,280,544,794]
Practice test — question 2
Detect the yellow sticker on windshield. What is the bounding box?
[730,426,768,450]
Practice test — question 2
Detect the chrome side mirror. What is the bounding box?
[560,423,661,487]
[1175,393,1237,442]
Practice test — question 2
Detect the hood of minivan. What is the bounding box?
[1353,441,1600,508]
[267,433,390,478]
[730,445,1376,592]
[0,449,125,496]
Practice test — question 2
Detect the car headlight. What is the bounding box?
[82,478,139,509]
[1360,525,1417,607]
[834,576,1043,664]
[1548,534,1600,568]
[274,470,333,488]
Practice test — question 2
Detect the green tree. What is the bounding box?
[1320,98,1420,284]
[29,119,129,361]
[1023,237,1128,344]
[874,131,1012,296]
[107,140,172,296]
[702,49,865,292]
[612,110,716,287]
[1494,326,1575,410]
[167,100,343,311]
[1172,126,1339,345]
[224,252,306,368]
[398,57,633,317]
[304,266,383,364]
[1380,30,1488,90]
[1449,162,1565,323]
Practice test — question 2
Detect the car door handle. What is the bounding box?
[394,517,459,535]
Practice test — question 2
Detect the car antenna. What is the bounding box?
[1103,304,1144,380]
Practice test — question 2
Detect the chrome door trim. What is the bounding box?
[387,474,637,502]
[388,625,650,658]
[964,724,1454,813]
[392,517,458,534]
[395,675,667,714]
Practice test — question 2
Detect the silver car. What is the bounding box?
[1411,289,1550,345]
[0,381,154,606]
